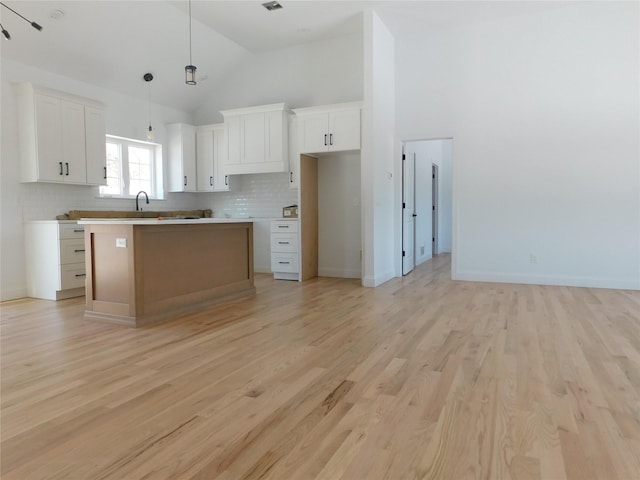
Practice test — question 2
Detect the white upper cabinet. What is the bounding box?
[221,103,290,175]
[167,123,197,192]
[292,102,362,155]
[16,83,106,185]
[84,105,107,185]
[288,116,299,189]
[196,124,229,192]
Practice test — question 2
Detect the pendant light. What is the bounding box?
[185,0,196,85]
[143,73,154,140]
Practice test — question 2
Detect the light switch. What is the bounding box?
[116,237,127,248]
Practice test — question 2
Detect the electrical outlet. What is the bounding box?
[529,254,537,264]
[116,237,127,248]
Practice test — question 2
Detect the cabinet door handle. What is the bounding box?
[329,133,333,146]
[224,176,228,186]
[59,162,63,175]
[73,229,84,233]
[184,176,187,186]
[324,134,327,146]
[65,163,69,176]
[74,249,86,253]
[289,171,293,183]
[210,176,213,186]
[103,166,107,179]
[74,273,87,278]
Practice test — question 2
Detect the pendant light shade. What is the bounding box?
[185,65,196,85]
[185,0,196,85]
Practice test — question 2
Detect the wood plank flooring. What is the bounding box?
[1,254,639,479]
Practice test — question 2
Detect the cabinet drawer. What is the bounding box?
[60,263,86,290]
[271,233,298,253]
[271,253,299,273]
[60,239,86,264]
[59,223,85,239]
[271,220,298,233]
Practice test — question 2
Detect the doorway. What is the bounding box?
[401,138,452,274]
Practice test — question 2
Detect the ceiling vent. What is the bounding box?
[262,1,283,11]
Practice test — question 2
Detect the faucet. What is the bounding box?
[135,191,149,211]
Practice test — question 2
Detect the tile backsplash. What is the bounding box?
[210,172,298,219]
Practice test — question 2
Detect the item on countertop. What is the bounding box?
[282,205,298,218]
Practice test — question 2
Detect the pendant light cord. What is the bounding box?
[188,0,193,65]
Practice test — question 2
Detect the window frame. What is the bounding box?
[99,135,164,199]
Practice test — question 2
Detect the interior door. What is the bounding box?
[402,150,416,275]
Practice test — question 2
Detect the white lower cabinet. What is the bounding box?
[25,221,86,300]
[270,219,299,280]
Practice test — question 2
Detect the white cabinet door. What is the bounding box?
[167,123,196,192]
[85,105,107,186]
[293,102,362,155]
[224,116,241,169]
[34,93,64,182]
[61,100,87,183]
[298,113,329,154]
[221,103,289,175]
[213,126,230,191]
[328,108,360,152]
[19,84,106,185]
[241,112,265,165]
[288,117,299,189]
[196,126,214,192]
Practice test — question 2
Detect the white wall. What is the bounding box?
[394,2,640,289]
[193,33,364,124]
[362,10,396,287]
[318,153,361,278]
[0,59,196,300]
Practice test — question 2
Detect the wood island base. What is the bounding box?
[82,220,254,327]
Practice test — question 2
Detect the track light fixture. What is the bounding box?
[0,2,43,40]
[185,0,196,85]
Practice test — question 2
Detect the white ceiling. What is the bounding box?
[0,1,568,113]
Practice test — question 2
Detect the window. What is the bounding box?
[99,135,163,198]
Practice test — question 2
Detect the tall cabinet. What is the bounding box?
[196,124,229,192]
[16,83,106,186]
[167,123,197,192]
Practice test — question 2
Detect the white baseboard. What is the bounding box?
[452,270,640,291]
[318,267,361,279]
[1,287,29,302]
[362,269,395,287]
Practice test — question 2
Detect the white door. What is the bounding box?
[402,150,416,275]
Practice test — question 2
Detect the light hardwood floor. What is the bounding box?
[2,255,639,479]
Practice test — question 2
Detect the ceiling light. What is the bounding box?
[144,73,154,140]
[185,0,196,85]
[0,1,43,39]
[262,1,283,12]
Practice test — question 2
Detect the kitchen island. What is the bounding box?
[79,218,254,327]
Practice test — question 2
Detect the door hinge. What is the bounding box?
[433,237,435,242]
[402,251,406,257]
[402,154,406,160]
[402,202,406,209]
[433,174,435,179]
[433,205,435,211]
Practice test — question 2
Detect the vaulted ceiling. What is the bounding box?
[0,1,568,113]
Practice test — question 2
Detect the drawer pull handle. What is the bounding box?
[74,249,85,253]
[277,241,289,245]
[74,273,86,278]
[277,225,289,229]
[278,261,290,265]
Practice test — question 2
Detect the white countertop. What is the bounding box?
[77,218,254,225]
